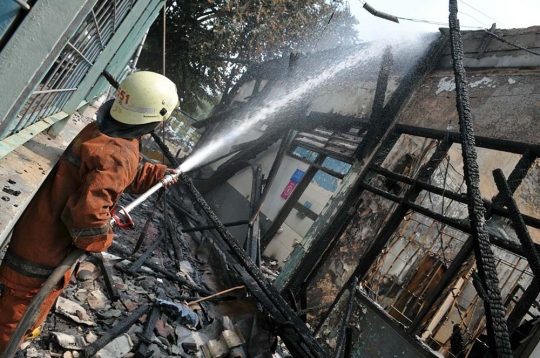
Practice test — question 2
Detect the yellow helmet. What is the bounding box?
[110,71,179,125]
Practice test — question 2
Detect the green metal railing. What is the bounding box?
[3,0,134,140]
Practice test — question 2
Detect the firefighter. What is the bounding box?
[0,71,179,353]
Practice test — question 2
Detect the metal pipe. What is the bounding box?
[363,3,399,23]
[66,42,94,66]
[131,29,148,70]
[12,0,30,10]
[32,88,78,95]
[91,9,105,49]
[123,172,179,213]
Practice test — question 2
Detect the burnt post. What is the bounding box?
[448,1,513,356]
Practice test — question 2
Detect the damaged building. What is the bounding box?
[1,1,540,358]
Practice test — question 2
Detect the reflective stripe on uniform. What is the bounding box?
[3,250,56,279]
[69,222,110,239]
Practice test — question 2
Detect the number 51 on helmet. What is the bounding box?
[110,71,179,126]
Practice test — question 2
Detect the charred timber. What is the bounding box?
[250,130,296,223]
[396,124,540,157]
[127,233,166,275]
[334,276,358,358]
[110,242,213,296]
[493,169,540,289]
[94,252,120,301]
[196,131,282,194]
[181,220,249,233]
[359,180,537,258]
[449,1,513,356]
[408,151,536,334]
[134,302,161,358]
[490,150,536,210]
[352,139,451,280]
[506,282,540,335]
[369,164,540,230]
[355,46,393,159]
[313,139,450,335]
[246,164,263,264]
[83,304,149,357]
[179,172,327,357]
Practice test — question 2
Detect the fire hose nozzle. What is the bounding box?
[160,168,182,186]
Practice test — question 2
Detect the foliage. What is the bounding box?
[138,0,359,115]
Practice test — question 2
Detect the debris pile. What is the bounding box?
[12,188,280,358]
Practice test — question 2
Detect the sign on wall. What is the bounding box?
[281,169,305,199]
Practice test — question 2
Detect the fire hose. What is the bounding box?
[1,171,181,358]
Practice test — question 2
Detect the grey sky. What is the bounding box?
[349,0,540,41]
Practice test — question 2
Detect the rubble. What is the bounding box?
[55,297,95,326]
[13,189,281,357]
[94,334,133,358]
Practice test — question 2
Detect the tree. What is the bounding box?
[138,0,358,115]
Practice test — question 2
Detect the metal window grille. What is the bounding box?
[2,0,134,140]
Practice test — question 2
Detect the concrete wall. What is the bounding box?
[399,71,540,145]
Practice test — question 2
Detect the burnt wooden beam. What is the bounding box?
[506,282,540,335]
[355,46,393,158]
[396,124,540,156]
[134,302,161,358]
[334,277,358,358]
[493,169,540,291]
[181,220,249,233]
[110,242,213,296]
[293,201,319,221]
[477,23,497,59]
[448,3,512,354]
[359,180,539,258]
[196,131,282,194]
[283,32,448,300]
[127,234,165,276]
[369,164,540,230]
[299,131,362,146]
[352,139,451,280]
[83,304,149,357]
[94,253,120,302]
[180,170,328,356]
[250,130,297,223]
[246,165,263,264]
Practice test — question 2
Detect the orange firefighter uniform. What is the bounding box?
[0,120,167,352]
